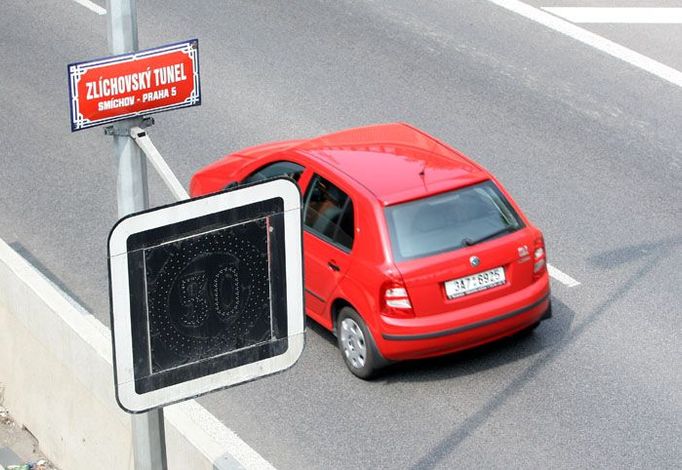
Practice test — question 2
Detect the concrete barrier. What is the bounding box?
[0,238,275,470]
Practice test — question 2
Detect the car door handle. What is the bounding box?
[328,261,340,272]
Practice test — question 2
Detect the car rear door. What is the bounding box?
[301,174,356,327]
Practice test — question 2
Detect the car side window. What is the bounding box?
[303,175,354,250]
[243,161,305,184]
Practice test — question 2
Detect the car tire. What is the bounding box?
[337,307,383,379]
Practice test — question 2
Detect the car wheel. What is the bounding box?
[337,307,382,379]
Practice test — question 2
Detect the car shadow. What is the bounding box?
[304,297,575,384]
[380,297,574,384]
[305,318,338,347]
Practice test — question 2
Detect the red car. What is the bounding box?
[190,123,551,378]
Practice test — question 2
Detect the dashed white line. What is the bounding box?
[548,264,581,287]
[487,0,682,88]
[542,7,682,24]
[72,0,106,15]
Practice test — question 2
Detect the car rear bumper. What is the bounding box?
[375,273,551,360]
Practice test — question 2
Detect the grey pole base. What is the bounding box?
[132,410,168,470]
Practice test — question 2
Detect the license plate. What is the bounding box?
[444,267,506,299]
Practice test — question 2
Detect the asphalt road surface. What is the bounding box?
[1,1,680,468]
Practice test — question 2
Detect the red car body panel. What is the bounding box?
[190,123,550,362]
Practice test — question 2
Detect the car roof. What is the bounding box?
[268,123,490,205]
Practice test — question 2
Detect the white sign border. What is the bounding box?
[108,178,304,413]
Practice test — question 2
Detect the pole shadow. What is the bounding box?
[409,234,681,469]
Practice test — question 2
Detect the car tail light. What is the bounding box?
[533,235,546,279]
[382,281,415,317]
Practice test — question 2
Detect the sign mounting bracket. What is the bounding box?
[129,125,189,201]
[104,116,155,136]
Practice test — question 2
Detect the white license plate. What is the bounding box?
[444,267,506,299]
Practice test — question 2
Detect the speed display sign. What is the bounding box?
[108,179,304,413]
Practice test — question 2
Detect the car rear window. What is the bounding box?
[385,181,524,262]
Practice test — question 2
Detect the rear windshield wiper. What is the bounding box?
[461,226,515,247]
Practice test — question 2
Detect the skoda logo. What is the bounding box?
[470,256,480,267]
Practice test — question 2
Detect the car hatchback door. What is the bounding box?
[385,180,536,316]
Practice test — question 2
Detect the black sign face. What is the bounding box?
[143,223,271,374]
[109,180,304,412]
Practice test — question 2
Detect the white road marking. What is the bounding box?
[487,0,682,88]
[548,263,581,287]
[72,0,106,15]
[542,7,682,24]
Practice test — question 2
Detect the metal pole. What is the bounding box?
[107,0,149,217]
[106,1,167,469]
